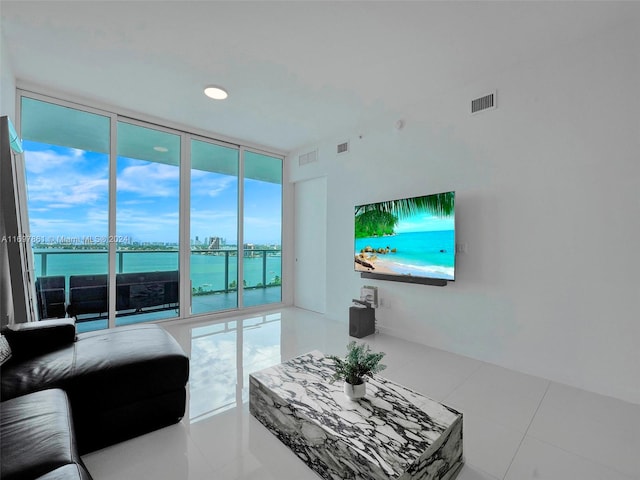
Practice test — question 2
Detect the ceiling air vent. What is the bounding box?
[337,141,349,154]
[298,149,318,166]
[471,91,497,114]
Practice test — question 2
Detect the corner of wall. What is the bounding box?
[0,26,17,326]
[1,25,17,118]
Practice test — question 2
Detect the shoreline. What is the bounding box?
[354,255,454,280]
[355,257,396,275]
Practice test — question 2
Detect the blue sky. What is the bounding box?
[24,141,282,245]
[393,211,455,234]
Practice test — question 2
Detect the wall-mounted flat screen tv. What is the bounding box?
[354,191,455,282]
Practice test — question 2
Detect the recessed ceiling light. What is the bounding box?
[153,146,168,152]
[204,85,229,100]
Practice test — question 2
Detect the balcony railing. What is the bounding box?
[33,248,281,320]
[35,248,280,286]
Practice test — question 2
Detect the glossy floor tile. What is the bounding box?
[526,382,640,478]
[443,363,550,432]
[504,436,636,480]
[83,307,640,480]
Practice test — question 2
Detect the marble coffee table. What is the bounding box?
[249,350,463,480]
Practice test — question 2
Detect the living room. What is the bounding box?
[1,2,639,480]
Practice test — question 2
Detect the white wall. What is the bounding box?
[1,26,16,117]
[290,20,640,404]
[1,25,16,326]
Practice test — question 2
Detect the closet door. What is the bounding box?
[294,176,326,313]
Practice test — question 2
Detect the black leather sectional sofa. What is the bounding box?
[0,319,189,480]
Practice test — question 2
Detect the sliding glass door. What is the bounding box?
[21,97,111,330]
[243,150,282,307]
[115,121,181,325]
[190,139,239,314]
[19,92,285,331]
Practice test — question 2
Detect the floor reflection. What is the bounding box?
[188,313,283,423]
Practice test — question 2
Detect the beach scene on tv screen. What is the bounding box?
[354,192,455,280]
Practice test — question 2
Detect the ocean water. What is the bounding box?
[34,250,282,291]
[355,230,455,280]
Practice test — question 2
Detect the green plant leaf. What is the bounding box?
[327,341,386,385]
[354,192,454,239]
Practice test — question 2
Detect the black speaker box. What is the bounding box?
[349,306,375,338]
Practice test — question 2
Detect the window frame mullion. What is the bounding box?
[179,133,191,319]
[107,114,117,328]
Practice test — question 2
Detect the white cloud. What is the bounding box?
[190,209,238,241]
[27,175,108,206]
[25,147,109,208]
[191,176,236,198]
[47,203,75,209]
[190,209,236,222]
[24,149,85,174]
[70,148,85,158]
[244,215,280,228]
[119,199,155,206]
[29,214,108,239]
[115,208,179,242]
[117,162,179,197]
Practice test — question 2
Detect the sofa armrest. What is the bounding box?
[2,318,76,360]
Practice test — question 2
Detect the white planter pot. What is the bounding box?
[343,380,366,400]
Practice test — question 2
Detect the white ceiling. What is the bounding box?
[1,1,636,153]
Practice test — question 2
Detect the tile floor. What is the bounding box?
[82,307,640,480]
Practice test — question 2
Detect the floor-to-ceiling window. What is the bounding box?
[21,96,111,329]
[190,139,239,314]
[19,92,284,331]
[115,121,181,326]
[242,150,282,308]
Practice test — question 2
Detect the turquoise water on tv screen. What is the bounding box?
[355,230,455,280]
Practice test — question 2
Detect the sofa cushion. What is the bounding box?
[2,318,76,360]
[0,345,75,400]
[1,324,188,402]
[0,389,85,480]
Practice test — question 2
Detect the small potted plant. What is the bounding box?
[327,341,386,400]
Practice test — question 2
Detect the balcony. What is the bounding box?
[34,248,282,332]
